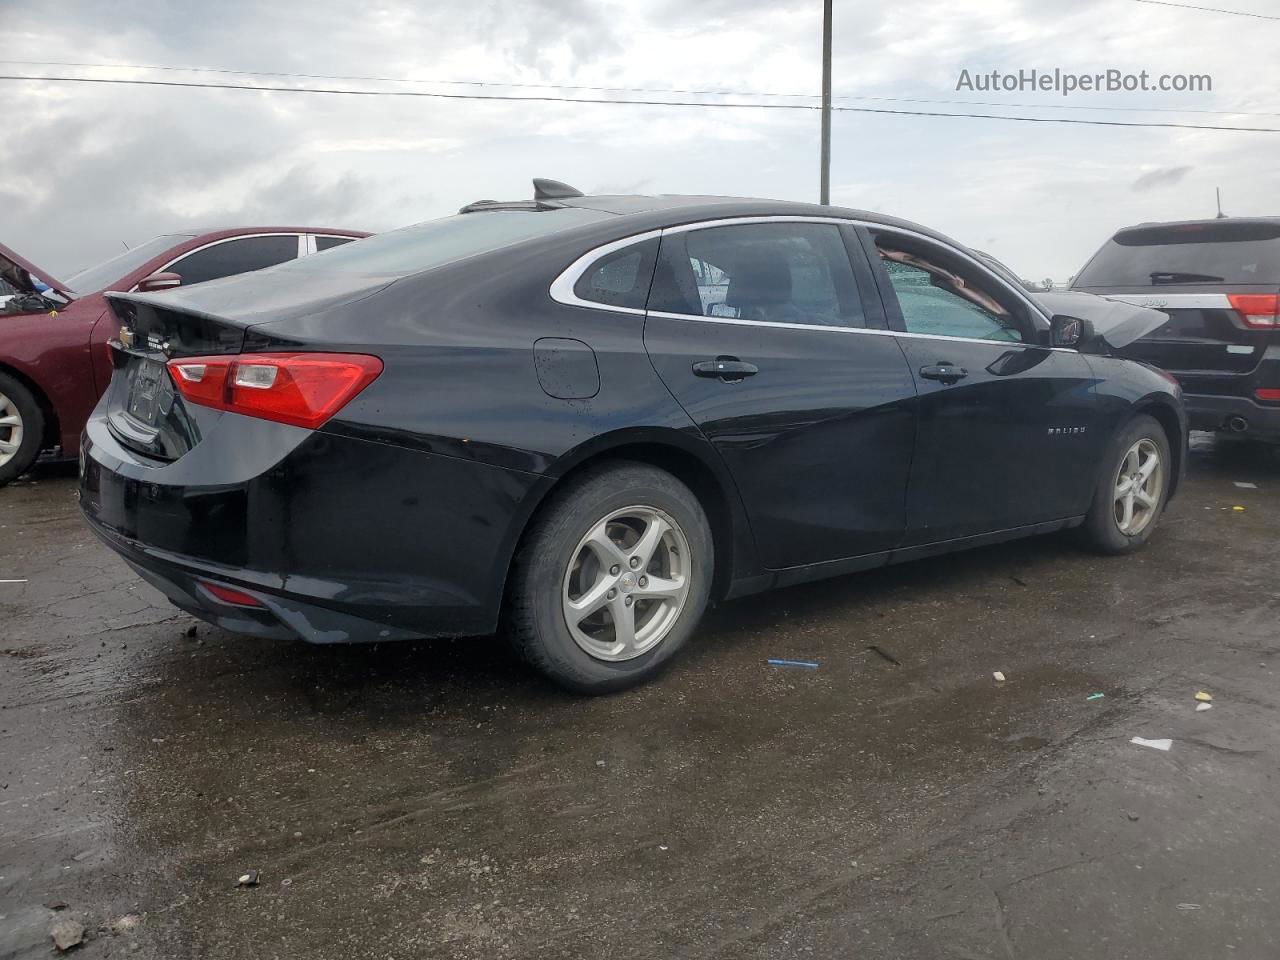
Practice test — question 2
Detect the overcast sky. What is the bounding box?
[3,0,1278,281]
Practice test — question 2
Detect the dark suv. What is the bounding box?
[1072,218,1280,442]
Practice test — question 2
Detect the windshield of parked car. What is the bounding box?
[278,208,611,276]
[64,235,196,294]
[1075,221,1280,287]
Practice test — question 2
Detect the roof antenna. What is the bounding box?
[1215,187,1227,219]
[532,178,584,201]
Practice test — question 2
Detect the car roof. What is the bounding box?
[179,226,371,239]
[459,187,963,250]
[1115,216,1280,232]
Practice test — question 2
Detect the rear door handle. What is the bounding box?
[919,362,968,385]
[693,357,759,381]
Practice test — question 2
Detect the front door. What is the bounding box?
[867,232,1103,544]
[643,220,917,569]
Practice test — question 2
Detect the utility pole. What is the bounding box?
[819,0,833,205]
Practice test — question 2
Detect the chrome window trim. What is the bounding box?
[130,232,305,291]
[548,228,664,315]
[645,308,1072,351]
[548,214,1055,342]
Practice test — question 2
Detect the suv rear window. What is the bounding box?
[279,209,608,277]
[1076,221,1280,287]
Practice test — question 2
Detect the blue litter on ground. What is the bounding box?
[768,658,820,669]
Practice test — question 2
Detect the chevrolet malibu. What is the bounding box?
[79,181,1186,693]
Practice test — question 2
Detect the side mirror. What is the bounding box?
[1050,314,1095,349]
[137,272,182,293]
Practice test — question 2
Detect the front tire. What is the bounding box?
[0,373,44,487]
[1079,414,1171,554]
[507,462,713,694]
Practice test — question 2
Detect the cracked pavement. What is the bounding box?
[2,435,1279,959]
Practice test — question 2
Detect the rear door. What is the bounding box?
[641,219,917,569]
[1072,221,1280,395]
[866,227,1102,544]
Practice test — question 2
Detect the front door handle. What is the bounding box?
[919,362,968,385]
[693,357,759,382]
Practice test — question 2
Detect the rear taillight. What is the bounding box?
[167,352,382,429]
[1227,293,1279,329]
[1257,389,1280,402]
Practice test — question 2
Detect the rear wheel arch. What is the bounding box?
[498,432,745,612]
[0,362,59,451]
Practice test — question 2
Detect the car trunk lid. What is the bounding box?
[102,268,393,461]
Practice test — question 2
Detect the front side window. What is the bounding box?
[168,235,300,286]
[648,222,865,328]
[877,242,1025,343]
[573,238,658,309]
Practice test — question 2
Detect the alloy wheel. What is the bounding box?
[0,392,23,469]
[1113,438,1162,536]
[561,505,692,662]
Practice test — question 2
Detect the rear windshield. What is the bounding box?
[65,234,195,294]
[1076,222,1280,287]
[279,208,610,276]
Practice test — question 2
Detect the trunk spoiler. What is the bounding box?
[0,241,75,301]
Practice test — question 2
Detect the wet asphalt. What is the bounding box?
[2,435,1279,959]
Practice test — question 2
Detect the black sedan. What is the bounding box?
[79,180,1186,693]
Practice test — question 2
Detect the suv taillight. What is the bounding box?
[1227,293,1279,329]
[167,352,383,429]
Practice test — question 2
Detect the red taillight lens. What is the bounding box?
[167,352,383,429]
[1227,293,1279,329]
[1257,389,1280,402]
[199,580,265,607]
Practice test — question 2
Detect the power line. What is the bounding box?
[836,92,1280,120]
[4,57,1276,119]
[5,73,1280,133]
[0,58,820,100]
[1132,0,1280,19]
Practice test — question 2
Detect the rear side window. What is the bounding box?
[168,235,299,286]
[648,222,865,327]
[315,235,357,252]
[573,239,658,309]
[1076,222,1280,287]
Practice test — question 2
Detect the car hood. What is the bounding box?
[0,242,75,301]
[1032,290,1168,349]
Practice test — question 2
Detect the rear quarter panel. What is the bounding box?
[0,298,105,452]
[245,231,761,602]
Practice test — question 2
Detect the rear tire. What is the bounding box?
[0,373,44,487]
[1079,414,1171,555]
[507,462,713,694]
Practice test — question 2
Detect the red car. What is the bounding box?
[0,227,368,485]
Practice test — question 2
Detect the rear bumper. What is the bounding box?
[1184,394,1280,441]
[79,411,545,643]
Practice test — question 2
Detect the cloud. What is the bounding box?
[0,0,1275,281]
[1131,165,1194,192]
